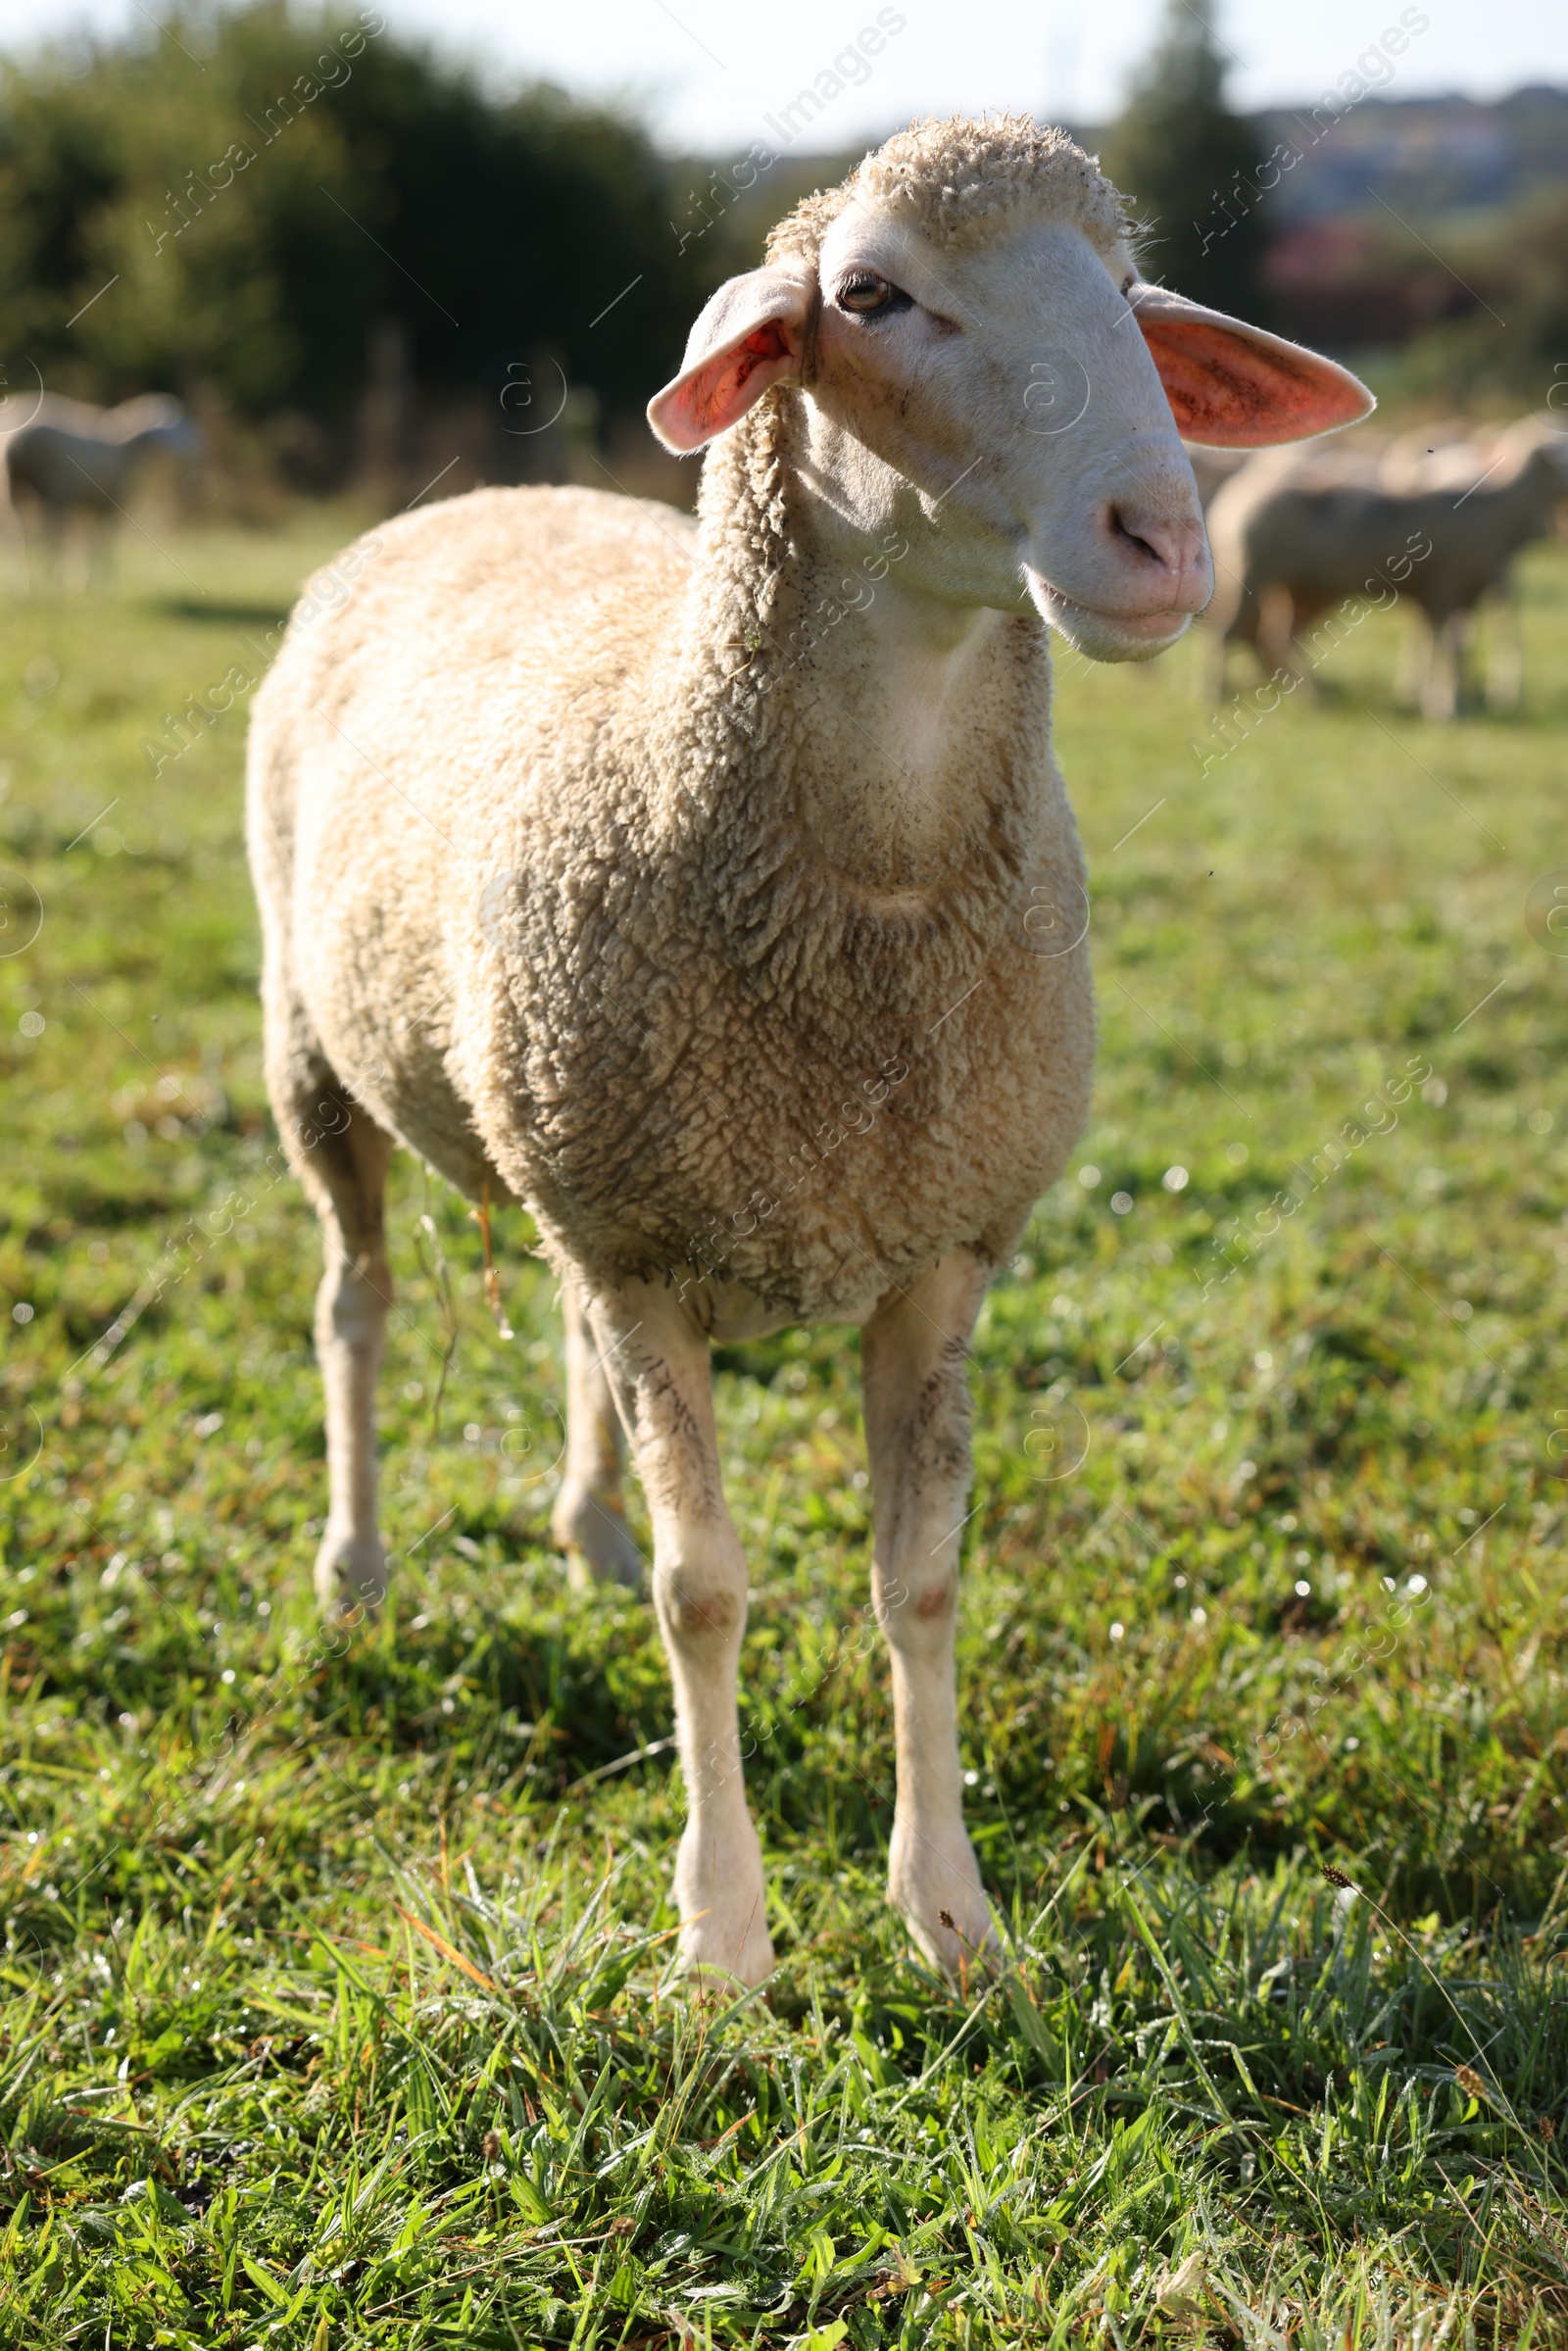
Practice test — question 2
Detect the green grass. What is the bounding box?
[2,510,1568,2344]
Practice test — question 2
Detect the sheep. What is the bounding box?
[2,392,203,583]
[1379,420,1568,711]
[247,115,1369,1985]
[1203,416,1567,717]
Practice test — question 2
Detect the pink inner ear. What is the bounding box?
[655,320,799,452]
[1139,313,1372,449]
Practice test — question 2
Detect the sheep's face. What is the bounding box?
[648,175,1373,665]
[806,208,1212,661]
[116,393,205,463]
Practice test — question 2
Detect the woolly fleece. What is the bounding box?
[765,112,1129,269]
[247,120,1099,1334]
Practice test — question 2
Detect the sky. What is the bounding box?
[6,0,1564,152]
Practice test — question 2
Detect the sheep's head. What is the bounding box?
[649,115,1373,662]
[115,393,205,461]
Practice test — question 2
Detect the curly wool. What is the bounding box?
[765,113,1130,270]
[249,114,1099,1330]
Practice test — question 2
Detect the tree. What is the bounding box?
[0,4,710,465]
[1102,0,1269,321]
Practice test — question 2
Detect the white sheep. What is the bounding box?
[1203,416,1567,716]
[2,392,203,582]
[247,116,1368,1985]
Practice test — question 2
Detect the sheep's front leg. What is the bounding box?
[1200,623,1231,707]
[584,1277,773,1988]
[1485,584,1522,713]
[1394,611,1431,710]
[1255,583,1311,696]
[861,1252,999,1977]
[1421,613,1465,721]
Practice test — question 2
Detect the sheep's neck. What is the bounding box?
[780,536,1027,896]
[684,399,1051,907]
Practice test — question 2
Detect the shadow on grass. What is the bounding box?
[149,596,290,627]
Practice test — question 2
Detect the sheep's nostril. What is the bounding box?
[1109,507,1200,577]
[1102,503,1211,612]
[1109,508,1158,565]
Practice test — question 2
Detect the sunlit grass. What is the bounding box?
[1,512,1566,2340]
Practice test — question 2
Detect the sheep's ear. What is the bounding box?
[1128,279,1374,449]
[648,268,814,454]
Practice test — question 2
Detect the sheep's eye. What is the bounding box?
[838,272,905,317]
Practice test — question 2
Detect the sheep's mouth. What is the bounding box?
[1025,572,1194,660]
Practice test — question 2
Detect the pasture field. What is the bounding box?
[1,512,1568,2346]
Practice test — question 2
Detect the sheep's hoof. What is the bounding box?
[889,1823,1001,1982]
[552,1483,644,1592]
[677,1904,775,1993]
[673,1819,774,1989]
[314,1527,388,1619]
[681,1942,775,2001]
[679,1909,776,1998]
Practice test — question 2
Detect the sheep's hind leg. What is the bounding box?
[276,1057,396,1616]
[583,1276,772,1988]
[550,1277,644,1591]
[861,1251,999,1979]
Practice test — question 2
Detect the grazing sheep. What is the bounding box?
[1204,416,1567,716]
[2,392,203,582]
[247,116,1368,1984]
